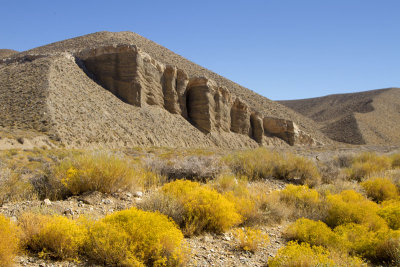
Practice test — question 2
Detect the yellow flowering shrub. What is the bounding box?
[361,177,398,202]
[334,223,400,264]
[325,190,387,230]
[234,227,269,252]
[20,214,87,260]
[378,200,400,230]
[162,180,242,235]
[268,241,364,267]
[85,208,187,266]
[278,184,320,206]
[285,218,341,249]
[0,215,20,266]
[346,152,391,181]
[55,150,162,195]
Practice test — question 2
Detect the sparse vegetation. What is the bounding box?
[325,190,387,230]
[265,185,325,222]
[223,148,321,186]
[19,213,87,260]
[346,152,391,181]
[361,177,398,202]
[233,227,269,252]
[212,174,268,225]
[269,241,364,267]
[0,215,20,266]
[1,147,400,266]
[85,208,187,266]
[0,168,36,205]
[284,218,340,249]
[55,150,161,196]
[378,200,400,230]
[161,180,242,235]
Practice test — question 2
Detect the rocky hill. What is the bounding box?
[0,49,17,59]
[279,88,400,145]
[0,31,330,149]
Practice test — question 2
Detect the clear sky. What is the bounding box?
[1,0,399,100]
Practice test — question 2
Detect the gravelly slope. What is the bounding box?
[12,31,330,144]
[0,49,18,59]
[280,88,400,145]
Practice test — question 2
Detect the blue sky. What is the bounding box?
[1,0,399,100]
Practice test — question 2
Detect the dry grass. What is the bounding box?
[346,152,391,181]
[264,185,326,223]
[223,148,321,186]
[55,150,161,195]
[145,154,222,181]
[0,168,37,205]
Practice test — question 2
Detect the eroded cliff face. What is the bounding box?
[77,45,316,146]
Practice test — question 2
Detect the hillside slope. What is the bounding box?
[0,49,17,59]
[0,31,330,148]
[279,88,400,144]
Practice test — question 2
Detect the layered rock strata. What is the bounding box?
[77,45,314,145]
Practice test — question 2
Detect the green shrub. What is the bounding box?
[285,218,341,249]
[223,148,320,186]
[269,241,364,267]
[0,215,20,266]
[361,177,398,202]
[346,152,391,181]
[378,200,400,230]
[162,180,242,235]
[85,208,187,266]
[325,190,387,231]
[20,213,87,260]
[54,150,161,196]
[234,227,269,252]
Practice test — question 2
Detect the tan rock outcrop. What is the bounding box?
[78,45,142,106]
[163,65,180,114]
[230,98,251,135]
[250,112,264,143]
[78,45,165,107]
[214,86,232,132]
[263,117,315,145]
[77,45,316,146]
[176,69,189,118]
[186,77,217,133]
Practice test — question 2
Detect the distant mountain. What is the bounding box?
[279,88,400,145]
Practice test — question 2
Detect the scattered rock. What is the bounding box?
[43,199,52,206]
